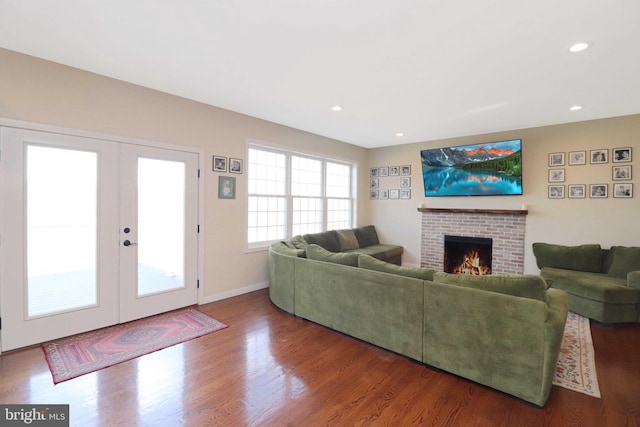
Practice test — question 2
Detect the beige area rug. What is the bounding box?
[553,311,601,398]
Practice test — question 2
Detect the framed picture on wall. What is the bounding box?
[379,189,389,200]
[612,147,632,163]
[549,152,565,166]
[390,166,400,176]
[213,155,227,172]
[548,185,565,199]
[370,190,378,200]
[613,183,633,198]
[568,184,586,198]
[400,177,411,187]
[229,158,243,174]
[613,165,632,181]
[590,184,608,198]
[389,189,400,200]
[370,167,379,177]
[401,165,411,176]
[568,151,586,165]
[548,169,565,182]
[218,176,236,199]
[590,149,608,164]
[400,189,411,200]
[379,167,389,177]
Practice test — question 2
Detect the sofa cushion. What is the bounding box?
[336,229,360,251]
[346,244,404,260]
[353,225,380,248]
[433,272,549,302]
[607,246,640,279]
[290,235,308,249]
[270,241,306,257]
[303,231,340,252]
[358,254,434,280]
[542,267,636,304]
[532,243,602,273]
[306,244,359,266]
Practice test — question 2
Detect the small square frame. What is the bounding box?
[218,176,236,199]
[369,190,379,200]
[568,151,586,165]
[613,183,633,198]
[379,166,389,177]
[568,184,586,198]
[612,147,632,163]
[613,165,632,181]
[548,169,565,182]
[401,165,411,176]
[590,149,608,164]
[548,185,565,199]
[400,177,411,188]
[400,189,411,200]
[370,178,379,188]
[549,152,565,166]
[213,156,227,172]
[590,184,608,198]
[370,167,379,177]
[389,189,400,200]
[379,189,389,200]
[390,166,400,176]
[229,158,243,174]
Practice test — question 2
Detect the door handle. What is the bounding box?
[123,240,137,247]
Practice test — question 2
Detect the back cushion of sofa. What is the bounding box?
[353,225,380,248]
[306,244,359,266]
[433,272,548,302]
[358,254,434,280]
[335,229,360,251]
[607,246,640,279]
[532,242,602,273]
[303,231,340,252]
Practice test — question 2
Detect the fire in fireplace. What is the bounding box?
[444,235,493,275]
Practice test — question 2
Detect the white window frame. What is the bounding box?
[246,142,355,250]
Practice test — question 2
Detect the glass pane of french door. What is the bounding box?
[137,157,186,296]
[26,145,98,316]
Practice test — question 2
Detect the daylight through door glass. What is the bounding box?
[27,145,98,317]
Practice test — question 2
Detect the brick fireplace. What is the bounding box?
[419,208,527,274]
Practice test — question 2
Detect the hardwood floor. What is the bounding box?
[1,288,639,426]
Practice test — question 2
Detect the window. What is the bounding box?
[247,144,354,248]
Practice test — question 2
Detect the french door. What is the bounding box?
[0,127,199,351]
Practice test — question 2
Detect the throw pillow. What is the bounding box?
[358,254,434,280]
[532,242,602,273]
[353,225,380,248]
[336,229,360,251]
[607,246,640,279]
[306,244,359,267]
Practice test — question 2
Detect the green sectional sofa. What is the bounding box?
[269,234,569,407]
[533,243,640,323]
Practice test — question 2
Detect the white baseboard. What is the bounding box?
[198,281,269,305]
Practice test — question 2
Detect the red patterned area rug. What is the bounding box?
[42,307,227,384]
[553,311,601,398]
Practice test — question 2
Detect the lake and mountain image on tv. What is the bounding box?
[421,139,523,197]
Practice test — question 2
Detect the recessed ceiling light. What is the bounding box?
[570,105,583,111]
[396,132,404,137]
[569,43,589,53]
[331,105,342,112]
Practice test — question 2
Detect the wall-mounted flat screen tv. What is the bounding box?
[421,139,522,197]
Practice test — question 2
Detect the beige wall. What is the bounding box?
[367,115,640,272]
[0,48,368,301]
[2,47,638,298]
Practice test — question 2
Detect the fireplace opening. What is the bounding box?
[444,235,493,275]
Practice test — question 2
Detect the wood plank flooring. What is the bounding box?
[1,288,639,426]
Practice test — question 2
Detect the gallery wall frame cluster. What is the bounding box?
[548,147,633,199]
[370,165,412,200]
[212,155,243,199]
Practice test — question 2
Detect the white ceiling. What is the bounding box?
[1,1,639,148]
